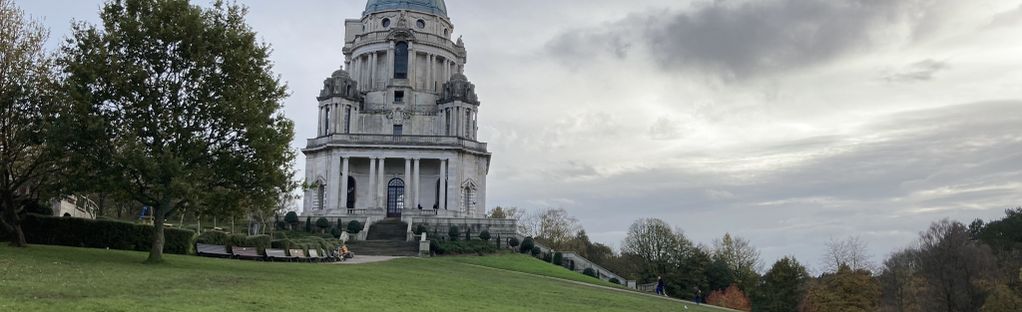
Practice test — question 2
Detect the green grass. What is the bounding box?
[0,245,731,312]
[439,253,624,288]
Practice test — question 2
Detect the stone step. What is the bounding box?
[366,220,408,241]
[346,240,418,257]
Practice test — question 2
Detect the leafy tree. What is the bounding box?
[706,257,736,291]
[706,284,751,311]
[0,0,66,247]
[315,217,330,233]
[478,230,490,241]
[977,208,1022,251]
[753,256,810,312]
[622,218,688,277]
[284,211,299,230]
[60,0,294,263]
[799,265,880,312]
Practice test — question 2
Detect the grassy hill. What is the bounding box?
[0,245,729,312]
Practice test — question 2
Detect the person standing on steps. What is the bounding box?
[655,276,666,296]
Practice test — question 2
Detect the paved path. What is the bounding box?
[452,261,743,312]
[328,256,403,265]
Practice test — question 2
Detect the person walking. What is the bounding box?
[655,276,666,296]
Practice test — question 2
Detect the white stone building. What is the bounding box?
[302,0,490,223]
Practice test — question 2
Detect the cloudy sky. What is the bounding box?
[19,0,1022,271]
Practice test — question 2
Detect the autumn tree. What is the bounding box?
[61,0,294,263]
[535,208,581,250]
[0,0,67,247]
[800,265,881,312]
[707,284,752,311]
[753,256,810,312]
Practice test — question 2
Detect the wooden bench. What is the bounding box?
[289,249,312,262]
[265,249,294,262]
[196,243,231,259]
[231,246,264,261]
[307,249,323,263]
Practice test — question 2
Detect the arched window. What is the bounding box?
[323,106,330,135]
[316,182,326,210]
[344,106,352,134]
[346,176,356,209]
[387,178,405,217]
[463,185,475,213]
[394,42,409,79]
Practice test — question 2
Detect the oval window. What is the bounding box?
[382,18,391,28]
[416,19,426,29]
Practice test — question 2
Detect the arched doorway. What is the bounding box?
[346,176,356,209]
[387,178,405,218]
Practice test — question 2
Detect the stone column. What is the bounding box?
[408,43,416,86]
[387,43,395,82]
[340,157,350,211]
[326,154,341,211]
[368,157,377,209]
[370,52,377,90]
[404,158,412,209]
[413,158,421,210]
[377,158,387,208]
[439,159,447,210]
[427,54,434,91]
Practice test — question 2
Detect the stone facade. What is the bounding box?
[302,0,490,224]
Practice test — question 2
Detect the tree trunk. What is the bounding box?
[10,221,27,247]
[1,195,28,247]
[145,202,168,264]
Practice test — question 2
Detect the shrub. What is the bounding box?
[22,200,53,216]
[448,225,460,241]
[465,227,472,241]
[542,252,552,262]
[284,212,299,229]
[432,240,497,256]
[196,230,229,245]
[246,235,271,254]
[270,239,293,249]
[531,246,541,257]
[414,224,428,235]
[19,214,196,255]
[583,268,597,278]
[304,216,312,232]
[609,278,621,285]
[553,252,563,265]
[707,284,751,311]
[315,217,330,232]
[347,220,363,234]
[478,230,491,241]
[275,220,287,230]
[330,227,342,238]
[508,237,520,248]
[520,237,534,253]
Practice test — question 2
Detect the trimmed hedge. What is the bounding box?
[433,240,497,255]
[520,237,534,253]
[553,252,563,265]
[609,278,621,285]
[583,268,598,278]
[347,220,363,234]
[196,231,230,245]
[19,214,196,255]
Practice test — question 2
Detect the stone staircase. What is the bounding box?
[365,218,408,241]
[350,219,417,256]
[345,240,419,257]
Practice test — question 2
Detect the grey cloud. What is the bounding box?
[881,59,950,83]
[547,0,934,78]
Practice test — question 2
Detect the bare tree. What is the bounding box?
[821,236,875,273]
[916,219,997,312]
[713,233,762,291]
[537,208,580,249]
[879,248,922,312]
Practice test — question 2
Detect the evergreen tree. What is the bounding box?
[753,256,810,312]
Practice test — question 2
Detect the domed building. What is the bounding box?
[303,0,490,226]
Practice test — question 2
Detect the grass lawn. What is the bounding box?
[439,253,624,288]
[0,245,731,312]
